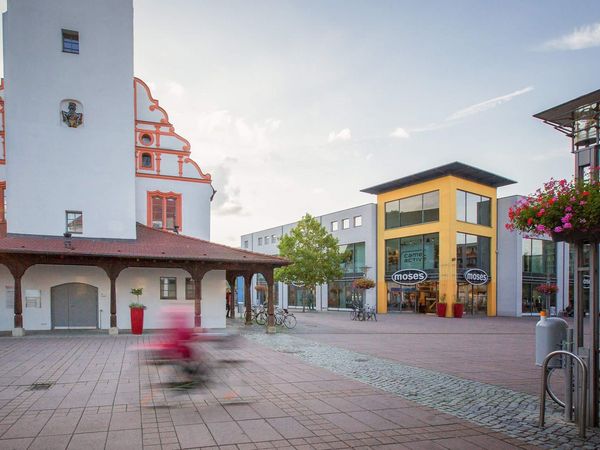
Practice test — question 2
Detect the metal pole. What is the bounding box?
[591,243,599,426]
[565,328,574,421]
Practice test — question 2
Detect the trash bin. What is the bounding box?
[535,311,568,367]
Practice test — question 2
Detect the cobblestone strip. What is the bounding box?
[244,331,599,450]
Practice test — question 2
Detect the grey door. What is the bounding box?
[51,283,98,329]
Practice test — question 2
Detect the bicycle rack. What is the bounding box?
[539,350,588,438]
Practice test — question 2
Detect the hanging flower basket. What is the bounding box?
[351,278,375,290]
[537,283,559,295]
[506,171,600,244]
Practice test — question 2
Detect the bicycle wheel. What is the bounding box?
[255,311,267,325]
[275,313,284,326]
[284,314,297,329]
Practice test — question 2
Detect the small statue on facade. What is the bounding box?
[61,102,83,128]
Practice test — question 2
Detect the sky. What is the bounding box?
[4,0,600,246]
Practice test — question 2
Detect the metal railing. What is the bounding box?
[539,350,588,438]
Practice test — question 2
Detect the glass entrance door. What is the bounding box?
[457,283,488,315]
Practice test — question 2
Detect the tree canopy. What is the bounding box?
[275,213,344,289]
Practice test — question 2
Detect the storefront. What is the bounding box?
[362,162,514,316]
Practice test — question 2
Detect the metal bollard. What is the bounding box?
[540,350,587,439]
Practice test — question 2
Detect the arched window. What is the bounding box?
[141,153,152,168]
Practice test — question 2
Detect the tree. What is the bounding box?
[275,214,345,311]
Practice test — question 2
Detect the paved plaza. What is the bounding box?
[0,313,594,449]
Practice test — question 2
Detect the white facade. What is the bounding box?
[0,0,231,333]
[4,0,136,239]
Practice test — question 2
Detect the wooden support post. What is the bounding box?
[6,261,29,336]
[187,264,209,329]
[225,272,238,319]
[265,270,276,334]
[99,263,126,335]
[244,273,252,325]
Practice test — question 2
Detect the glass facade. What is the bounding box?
[328,280,362,309]
[288,284,312,308]
[521,238,557,315]
[340,242,366,277]
[568,244,591,314]
[456,190,491,226]
[385,233,439,275]
[456,232,491,274]
[387,281,439,313]
[385,191,439,229]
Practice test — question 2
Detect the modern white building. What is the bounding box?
[0,0,285,335]
[240,204,378,311]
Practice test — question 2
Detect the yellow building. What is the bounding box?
[362,162,515,317]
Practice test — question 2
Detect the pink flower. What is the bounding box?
[561,213,573,223]
[563,222,573,229]
[554,226,563,233]
[580,201,587,206]
[565,206,572,212]
[536,224,547,233]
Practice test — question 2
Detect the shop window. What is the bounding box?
[354,216,362,227]
[456,190,491,226]
[385,191,439,230]
[331,221,339,231]
[328,280,362,309]
[148,192,182,232]
[456,232,490,274]
[385,233,439,274]
[65,210,83,234]
[185,278,195,300]
[62,29,79,54]
[160,277,177,299]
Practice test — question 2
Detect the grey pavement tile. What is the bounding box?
[224,404,261,421]
[321,413,373,433]
[75,412,112,433]
[105,429,143,450]
[266,417,314,439]
[206,421,251,445]
[347,411,399,431]
[67,432,108,450]
[0,437,34,449]
[175,423,216,448]
[237,419,283,442]
[39,412,83,436]
[249,401,288,419]
[2,414,52,439]
[28,433,71,450]
[109,411,141,430]
[197,404,232,423]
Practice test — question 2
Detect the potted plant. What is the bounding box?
[436,294,447,317]
[453,296,464,318]
[129,287,146,335]
[537,283,559,315]
[506,172,600,244]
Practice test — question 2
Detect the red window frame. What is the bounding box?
[147,191,182,232]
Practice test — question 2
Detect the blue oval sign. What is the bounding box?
[391,269,428,285]
[464,269,489,285]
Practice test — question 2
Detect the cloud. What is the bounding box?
[391,86,533,138]
[208,157,248,217]
[540,23,600,51]
[446,86,534,121]
[196,111,281,150]
[390,127,410,139]
[328,128,352,143]
[166,81,185,97]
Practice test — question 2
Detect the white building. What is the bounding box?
[0,0,285,335]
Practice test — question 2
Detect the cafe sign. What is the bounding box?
[391,269,428,286]
[464,268,489,286]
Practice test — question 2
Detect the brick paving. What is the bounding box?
[0,331,541,450]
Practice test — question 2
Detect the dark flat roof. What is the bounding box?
[361,162,516,195]
[534,89,600,128]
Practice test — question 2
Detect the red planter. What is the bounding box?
[130,308,144,334]
[453,303,464,318]
[436,303,447,317]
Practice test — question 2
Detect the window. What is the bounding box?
[147,192,182,232]
[160,277,177,299]
[265,236,270,245]
[258,237,263,246]
[185,278,195,300]
[141,153,152,169]
[140,133,153,146]
[385,233,439,275]
[342,218,350,229]
[385,191,439,229]
[522,238,556,276]
[243,240,249,249]
[65,211,83,234]
[271,234,277,243]
[354,216,362,227]
[340,242,366,276]
[331,221,339,231]
[456,232,491,274]
[62,29,79,54]
[456,190,491,226]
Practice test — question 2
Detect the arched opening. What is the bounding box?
[51,282,98,329]
[141,152,152,168]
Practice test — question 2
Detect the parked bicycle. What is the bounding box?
[350,301,376,322]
